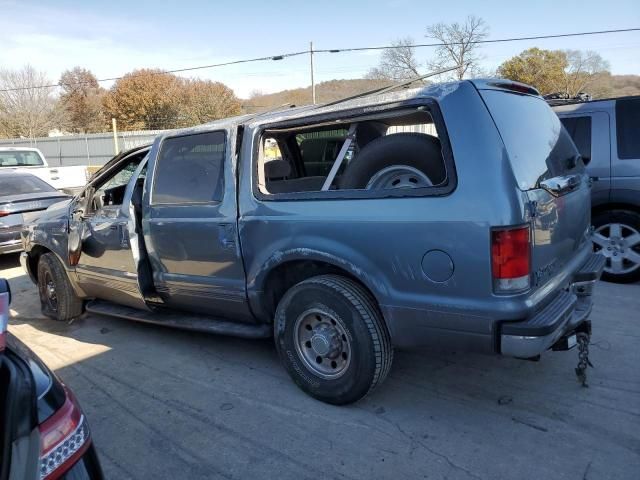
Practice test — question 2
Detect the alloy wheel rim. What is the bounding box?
[593,222,640,275]
[293,308,351,379]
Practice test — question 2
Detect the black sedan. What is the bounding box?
[0,172,69,255]
[0,278,103,479]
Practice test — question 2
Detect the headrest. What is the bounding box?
[265,159,291,179]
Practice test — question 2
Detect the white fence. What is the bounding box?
[0,123,439,168]
[0,130,165,167]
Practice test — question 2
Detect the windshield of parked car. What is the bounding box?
[0,175,57,195]
[481,90,583,190]
[0,150,46,167]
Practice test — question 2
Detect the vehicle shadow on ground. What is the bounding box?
[4,257,640,479]
[0,252,21,270]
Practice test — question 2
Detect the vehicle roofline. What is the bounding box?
[550,94,640,109]
[0,147,44,152]
[157,78,508,138]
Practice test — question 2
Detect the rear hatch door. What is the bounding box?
[479,86,591,289]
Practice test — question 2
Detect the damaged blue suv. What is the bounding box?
[21,79,604,404]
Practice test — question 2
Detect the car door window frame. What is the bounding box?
[77,149,149,218]
[150,130,227,206]
[560,115,592,161]
[615,97,640,160]
[251,98,457,201]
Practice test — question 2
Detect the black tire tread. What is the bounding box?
[38,253,84,321]
[296,274,393,398]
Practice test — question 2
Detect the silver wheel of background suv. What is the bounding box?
[593,223,640,275]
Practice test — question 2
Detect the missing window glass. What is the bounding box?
[258,107,448,197]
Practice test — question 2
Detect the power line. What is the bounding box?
[315,27,640,53]
[0,51,308,93]
[0,27,638,93]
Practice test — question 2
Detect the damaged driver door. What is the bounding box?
[70,150,150,310]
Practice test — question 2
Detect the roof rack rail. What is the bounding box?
[544,91,592,106]
[318,64,464,109]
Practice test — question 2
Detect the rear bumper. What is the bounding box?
[500,253,605,358]
[0,238,22,254]
[0,222,23,254]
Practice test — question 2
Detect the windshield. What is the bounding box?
[0,150,45,167]
[481,90,583,190]
[0,175,57,195]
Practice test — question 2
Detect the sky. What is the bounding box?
[0,0,639,98]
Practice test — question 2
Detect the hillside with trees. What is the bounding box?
[243,78,389,112]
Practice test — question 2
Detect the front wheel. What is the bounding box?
[37,253,84,321]
[592,210,640,283]
[274,275,393,405]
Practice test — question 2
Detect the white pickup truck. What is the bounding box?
[0,147,89,194]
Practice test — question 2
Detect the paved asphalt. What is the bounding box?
[3,252,639,479]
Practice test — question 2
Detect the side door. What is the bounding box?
[560,111,611,207]
[142,129,253,321]
[72,151,149,309]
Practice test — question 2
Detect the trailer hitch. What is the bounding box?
[574,321,593,387]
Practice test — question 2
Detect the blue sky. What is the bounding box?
[1,0,638,98]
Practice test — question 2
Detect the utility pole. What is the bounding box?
[310,41,316,105]
[111,118,119,155]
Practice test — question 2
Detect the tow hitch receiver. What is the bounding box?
[551,333,577,351]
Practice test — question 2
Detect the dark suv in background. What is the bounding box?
[552,96,640,283]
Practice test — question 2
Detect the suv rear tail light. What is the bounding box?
[491,226,531,293]
[0,279,10,351]
[39,390,91,479]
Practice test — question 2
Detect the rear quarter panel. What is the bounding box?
[238,82,527,351]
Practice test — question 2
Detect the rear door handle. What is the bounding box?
[540,174,582,196]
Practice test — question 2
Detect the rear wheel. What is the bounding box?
[37,253,84,321]
[274,274,393,405]
[592,210,640,283]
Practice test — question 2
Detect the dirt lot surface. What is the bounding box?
[3,252,639,479]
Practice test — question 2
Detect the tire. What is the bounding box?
[274,274,393,405]
[592,209,640,283]
[37,253,84,321]
[339,133,445,190]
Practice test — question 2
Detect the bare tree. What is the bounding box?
[562,50,610,97]
[58,67,107,133]
[425,15,489,80]
[0,66,62,138]
[367,37,421,82]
